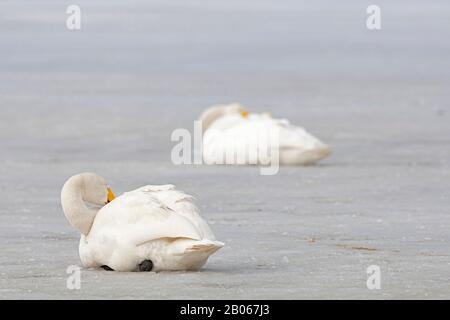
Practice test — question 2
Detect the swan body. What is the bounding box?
[61,173,223,272]
[200,103,331,166]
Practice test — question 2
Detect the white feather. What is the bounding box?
[79,185,223,272]
[201,104,331,165]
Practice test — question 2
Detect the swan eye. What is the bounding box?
[138,260,154,272]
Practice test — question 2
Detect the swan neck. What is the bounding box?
[199,106,226,133]
[61,176,98,236]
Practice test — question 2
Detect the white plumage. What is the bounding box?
[200,103,331,166]
[62,173,223,272]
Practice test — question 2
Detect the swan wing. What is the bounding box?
[205,114,327,150]
[135,185,216,240]
[89,185,207,246]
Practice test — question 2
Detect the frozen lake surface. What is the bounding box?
[0,0,449,299]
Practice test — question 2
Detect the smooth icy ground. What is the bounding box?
[0,0,449,299]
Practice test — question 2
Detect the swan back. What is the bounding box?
[88,185,215,247]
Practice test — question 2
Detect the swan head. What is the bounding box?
[61,173,116,235]
[222,103,248,117]
[77,173,116,206]
[199,103,248,133]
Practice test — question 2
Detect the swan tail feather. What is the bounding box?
[185,240,224,254]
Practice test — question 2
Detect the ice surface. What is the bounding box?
[0,0,449,299]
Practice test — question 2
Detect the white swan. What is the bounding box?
[200,103,332,166]
[61,173,223,272]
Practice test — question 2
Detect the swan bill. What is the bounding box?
[106,188,116,204]
[240,110,249,118]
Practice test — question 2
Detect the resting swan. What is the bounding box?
[61,173,223,272]
[200,103,332,165]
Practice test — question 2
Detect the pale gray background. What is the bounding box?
[0,0,449,299]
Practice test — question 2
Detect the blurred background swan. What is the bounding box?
[200,103,332,166]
